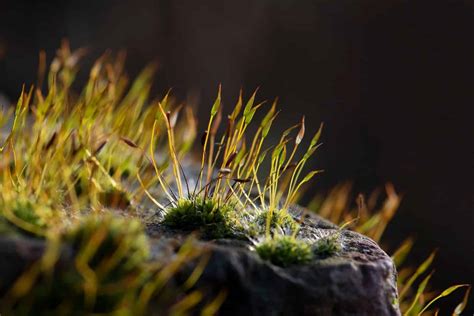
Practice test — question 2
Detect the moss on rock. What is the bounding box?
[256,235,313,267]
[163,198,240,239]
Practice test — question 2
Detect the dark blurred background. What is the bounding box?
[1,0,473,311]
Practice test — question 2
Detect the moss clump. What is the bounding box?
[3,215,150,315]
[256,235,313,267]
[0,199,50,237]
[11,201,46,227]
[313,234,341,257]
[58,215,149,313]
[65,215,149,281]
[163,198,238,239]
[256,209,298,233]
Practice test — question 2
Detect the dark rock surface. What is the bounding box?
[0,208,400,316]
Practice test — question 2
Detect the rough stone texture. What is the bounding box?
[146,206,401,316]
[0,208,400,316]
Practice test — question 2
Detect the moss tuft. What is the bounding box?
[11,200,48,229]
[3,215,150,315]
[0,199,50,237]
[256,209,298,233]
[65,215,149,279]
[256,235,313,267]
[163,198,239,239]
[313,234,341,257]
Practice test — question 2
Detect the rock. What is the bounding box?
[0,208,400,315]
[146,207,401,316]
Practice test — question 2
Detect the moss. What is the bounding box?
[12,200,47,229]
[0,199,49,237]
[313,234,341,258]
[3,215,150,315]
[256,209,298,233]
[163,198,239,239]
[65,215,149,279]
[256,235,313,267]
[0,43,467,315]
